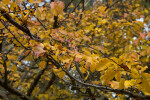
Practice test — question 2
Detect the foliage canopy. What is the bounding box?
[0,0,150,100]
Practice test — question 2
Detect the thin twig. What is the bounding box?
[37,18,47,30]
[0,8,34,39]
[0,20,31,50]
[105,0,121,11]
[63,0,74,12]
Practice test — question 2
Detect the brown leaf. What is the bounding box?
[120,64,129,71]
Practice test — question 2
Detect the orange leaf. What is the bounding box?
[25,50,31,56]
[147,32,150,37]
[134,36,141,46]
[140,33,146,39]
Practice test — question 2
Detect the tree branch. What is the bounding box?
[47,54,150,99]
[0,8,34,39]
[63,0,74,12]
[39,72,56,94]
[0,20,31,50]
[27,62,48,96]
[0,79,30,100]
[105,0,121,11]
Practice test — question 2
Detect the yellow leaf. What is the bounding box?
[135,4,140,7]
[0,22,4,29]
[39,61,46,70]
[28,0,33,3]
[13,74,20,78]
[51,8,58,16]
[0,64,4,74]
[85,74,88,80]
[2,0,10,4]
[124,79,136,89]
[82,48,91,55]
[138,74,150,95]
[35,8,41,18]
[57,71,65,79]
[53,68,65,79]
[130,68,140,79]
[10,2,17,11]
[11,64,17,73]
[6,61,11,67]
[73,66,76,71]
[115,71,121,81]
[21,12,30,21]
[63,59,70,64]
[80,67,87,73]
[7,55,18,60]
[95,58,110,71]
[119,79,125,89]
[100,68,116,85]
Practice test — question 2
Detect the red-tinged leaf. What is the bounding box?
[83,35,91,42]
[123,13,128,18]
[68,32,75,38]
[132,12,136,15]
[34,21,41,26]
[74,54,83,62]
[74,57,81,63]
[134,39,139,46]
[67,49,73,54]
[69,43,75,48]
[50,1,65,16]
[32,43,46,58]
[67,39,72,42]
[147,32,150,37]
[59,30,68,35]
[134,36,141,46]
[24,35,30,39]
[57,45,62,50]
[50,2,55,9]
[57,1,65,8]
[140,33,146,39]
[120,64,129,71]
[140,15,144,18]
[65,63,71,69]
[147,47,150,54]
[140,51,146,56]
[49,64,55,68]
[25,50,31,56]
[130,52,139,60]
[59,37,65,42]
